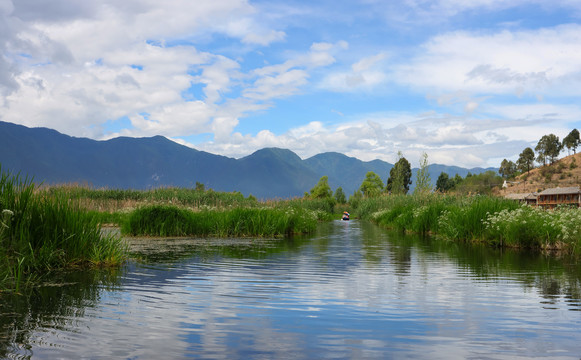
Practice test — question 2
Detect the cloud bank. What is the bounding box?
[1,0,581,167]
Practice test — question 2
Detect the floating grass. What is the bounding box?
[122,205,319,238]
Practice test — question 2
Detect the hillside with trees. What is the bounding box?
[498,128,581,195]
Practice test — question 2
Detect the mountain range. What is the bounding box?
[0,121,497,199]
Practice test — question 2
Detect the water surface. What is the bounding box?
[2,220,580,359]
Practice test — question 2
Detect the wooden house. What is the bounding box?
[504,192,537,205]
[536,187,581,209]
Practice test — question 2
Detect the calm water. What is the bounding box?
[2,220,581,359]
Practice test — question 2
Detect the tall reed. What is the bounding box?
[43,185,258,212]
[122,205,319,237]
[352,193,581,251]
[1,166,127,291]
[482,205,581,249]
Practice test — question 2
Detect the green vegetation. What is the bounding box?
[122,205,319,237]
[414,152,432,195]
[0,168,341,291]
[536,133,562,166]
[307,175,333,199]
[435,170,502,195]
[563,128,580,155]
[386,151,412,195]
[334,187,346,204]
[0,166,127,292]
[351,193,581,252]
[359,171,384,197]
[499,158,517,179]
[517,147,535,174]
[43,185,258,211]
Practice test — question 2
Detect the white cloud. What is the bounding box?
[2,0,581,170]
[243,30,286,46]
[396,25,581,97]
[319,52,388,92]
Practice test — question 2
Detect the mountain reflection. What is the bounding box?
[1,220,580,359]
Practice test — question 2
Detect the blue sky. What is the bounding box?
[1,0,581,168]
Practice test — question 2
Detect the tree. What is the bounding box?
[359,171,384,197]
[195,181,205,191]
[435,172,454,192]
[499,159,517,179]
[516,147,535,174]
[535,134,562,166]
[334,187,346,204]
[563,129,580,155]
[453,171,502,195]
[414,152,432,195]
[386,152,412,195]
[309,176,333,199]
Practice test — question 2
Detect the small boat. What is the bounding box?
[341,211,350,221]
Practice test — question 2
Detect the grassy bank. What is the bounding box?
[1,167,127,292]
[353,194,581,252]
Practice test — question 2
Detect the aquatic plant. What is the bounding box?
[0,165,127,291]
[42,185,258,213]
[353,193,581,251]
[482,205,581,249]
[122,205,319,237]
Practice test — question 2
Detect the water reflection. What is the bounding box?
[0,269,123,359]
[1,220,580,359]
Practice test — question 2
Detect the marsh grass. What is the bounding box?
[482,205,581,249]
[354,193,581,252]
[122,204,319,237]
[1,166,127,291]
[42,185,258,213]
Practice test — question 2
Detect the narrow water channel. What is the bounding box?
[1,220,580,359]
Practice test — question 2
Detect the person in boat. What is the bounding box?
[342,211,350,220]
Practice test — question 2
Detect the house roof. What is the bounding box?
[505,193,533,200]
[538,187,581,195]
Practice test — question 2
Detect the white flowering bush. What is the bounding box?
[483,204,581,249]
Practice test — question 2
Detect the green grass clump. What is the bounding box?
[436,196,519,241]
[122,205,319,238]
[358,192,581,251]
[1,166,127,291]
[482,205,581,249]
[351,193,581,251]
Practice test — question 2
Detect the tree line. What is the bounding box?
[499,128,580,179]
[306,151,423,204]
[306,149,504,205]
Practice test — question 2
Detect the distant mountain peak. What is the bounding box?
[0,121,497,198]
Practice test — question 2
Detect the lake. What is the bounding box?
[1,220,580,359]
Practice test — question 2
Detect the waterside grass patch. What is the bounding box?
[353,193,581,252]
[1,166,127,291]
[122,205,319,237]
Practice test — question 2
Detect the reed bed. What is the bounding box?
[354,194,581,252]
[41,185,258,213]
[1,167,127,291]
[122,204,319,237]
[482,205,581,249]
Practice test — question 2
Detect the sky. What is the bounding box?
[1,0,581,168]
